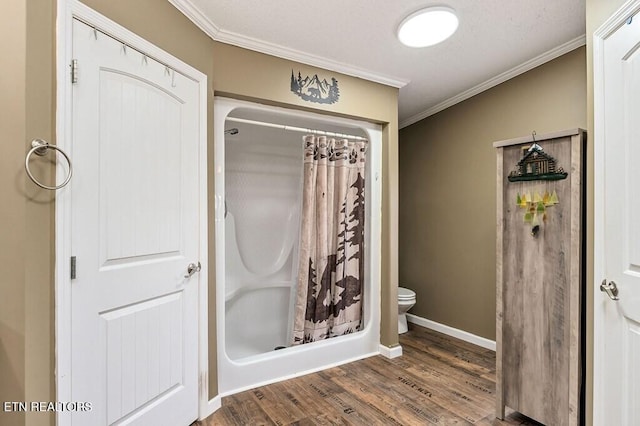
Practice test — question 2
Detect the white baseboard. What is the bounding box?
[199,395,222,421]
[379,343,403,359]
[406,314,496,351]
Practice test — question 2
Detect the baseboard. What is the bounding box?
[406,314,496,351]
[199,394,222,421]
[379,343,403,358]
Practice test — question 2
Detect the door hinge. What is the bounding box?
[70,256,77,280]
[71,59,78,84]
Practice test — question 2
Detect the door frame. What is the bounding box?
[55,1,211,423]
[593,0,640,424]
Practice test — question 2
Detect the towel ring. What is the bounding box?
[25,139,73,190]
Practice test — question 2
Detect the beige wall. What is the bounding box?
[1,0,399,414]
[0,2,27,424]
[399,46,587,341]
[0,1,56,425]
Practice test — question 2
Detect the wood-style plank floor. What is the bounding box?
[197,324,542,425]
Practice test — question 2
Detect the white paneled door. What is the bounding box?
[595,2,640,425]
[69,19,200,425]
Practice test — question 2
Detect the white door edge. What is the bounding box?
[55,1,210,424]
[593,1,640,424]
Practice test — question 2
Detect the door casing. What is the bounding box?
[55,1,213,423]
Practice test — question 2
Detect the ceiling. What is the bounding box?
[170,0,586,128]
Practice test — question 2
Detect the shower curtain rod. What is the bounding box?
[225,117,368,141]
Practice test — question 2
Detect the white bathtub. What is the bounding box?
[214,97,382,395]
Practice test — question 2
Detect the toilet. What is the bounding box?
[398,287,417,334]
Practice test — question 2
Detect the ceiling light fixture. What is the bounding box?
[397,7,459,48]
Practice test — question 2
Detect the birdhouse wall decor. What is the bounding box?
[508,142,568,182]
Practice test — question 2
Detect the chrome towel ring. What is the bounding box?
[25,139,73,190]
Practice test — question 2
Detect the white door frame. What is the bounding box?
[593,0,640,424]
[55,1,211,423]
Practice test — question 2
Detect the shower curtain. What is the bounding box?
[292,135,367,344]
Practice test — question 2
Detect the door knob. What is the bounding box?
[600,279,619,301]
[184,261,201,278]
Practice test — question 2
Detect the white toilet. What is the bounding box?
[398,287,417,334]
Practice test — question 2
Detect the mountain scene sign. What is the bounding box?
[290,70,340,104]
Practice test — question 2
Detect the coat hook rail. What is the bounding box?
[25,139,73,190]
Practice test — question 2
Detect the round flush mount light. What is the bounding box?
[397,7,459,48]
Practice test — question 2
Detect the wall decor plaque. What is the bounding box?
[290,70,340,104]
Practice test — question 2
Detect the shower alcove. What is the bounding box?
[214,97,382,395]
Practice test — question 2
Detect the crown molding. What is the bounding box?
[168,0,409,88]
[168,0,221,37]
[214,29,409,88]
[399,34,587,128]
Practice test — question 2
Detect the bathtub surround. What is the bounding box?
[210,42,399,401]
[293,135,367,344]
[215,98,383,396]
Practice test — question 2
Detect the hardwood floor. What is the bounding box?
[197,325,542,425]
